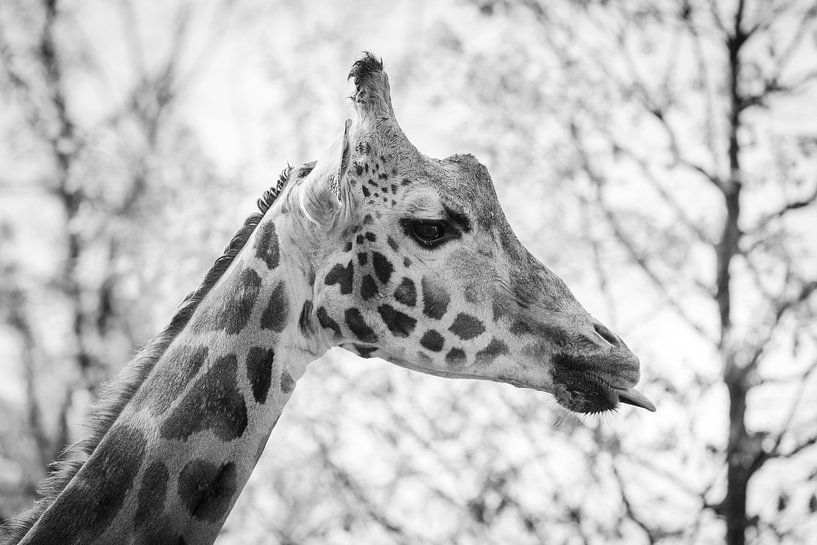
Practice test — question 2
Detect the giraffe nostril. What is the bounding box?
[593,322,621,348]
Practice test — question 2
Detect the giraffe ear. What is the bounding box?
[299,118,354,226]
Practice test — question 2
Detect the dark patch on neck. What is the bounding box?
[361,274,379,301]
[260,281,288,332]
[280,370,295,394]
[371,251,393,285]
[377,304,417,337]
[134,460,170,529]
[207,268,262,334]
[449,313,485,340]
[133,515,185,545]
[246,346,275,404]
[344,308,378,343]
[421,277,450,320]
[475,338,509,365]
[316,306,342,338]
[324,261,354,295]
[420,330,445,352]
[254,221,280,269]
[298,300,314,334]
[445,347,467,368]
[26,425,147,542]
[178,460,238,523]
[357,252,368,265]
[133,345,208,415]
[394,277,416,307]
[160,354,247,442]
[353,344,378,358]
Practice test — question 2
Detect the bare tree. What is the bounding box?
[467,0,817,543]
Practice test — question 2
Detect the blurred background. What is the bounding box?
[0,0,816,543]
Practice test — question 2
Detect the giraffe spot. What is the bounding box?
[280,370,295,394]
[365,232,377,242]
[160,354,248,442]
[361,273,379,301]
[464,283,480,304]
[343,241,352,252]
[316,306,342,337]
[246,346,275,404]
[298,300,314,334]
[378,304,417,337]
[362,186,371,197]
[449,313,485,340]
[178,460,238,523]
[390,184,397,193]
[134,345,208,415]
[210,268,262,334]
[31,424,147,541]
[445,347,467,368]
[356,344,378,357]
[357,252,368,265]
[134,460,170,529]
[372,252,394,285]
[394,277,416,307]
[345,308,378,343]
[401,177,411,186]
[475,338,509,365]
[378,172,388,180]
[404,257,411,268]
[417,351,433,365]
[260,281,288,332]
[254,221,280,269]
[368,178,378,186]
[363,213,374,225]
[355,163,364,175]
[420,330,445,352]
[356,234,365,245]
[421,277,450,319]
[492,290,516,322]
[133,516,184,545]
[387,236,399,251]
[324,261,355,295]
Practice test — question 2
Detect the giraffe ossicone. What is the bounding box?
[5,52,653,545]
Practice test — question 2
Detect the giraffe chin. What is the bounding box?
[550,365,655,414]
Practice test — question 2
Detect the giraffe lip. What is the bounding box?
[614,387,656,412]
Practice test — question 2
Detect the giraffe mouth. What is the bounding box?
[550,353,655,414]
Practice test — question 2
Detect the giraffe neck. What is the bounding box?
[18,200,325,545]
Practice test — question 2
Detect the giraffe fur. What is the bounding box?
[4,53,654,545]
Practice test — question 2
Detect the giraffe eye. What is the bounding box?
[413,222,443,241]
[401,219,460,249]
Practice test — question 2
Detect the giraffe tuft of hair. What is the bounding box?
[347,51,383,88]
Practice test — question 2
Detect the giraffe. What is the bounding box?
[3,53,654,545]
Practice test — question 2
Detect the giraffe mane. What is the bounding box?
[1,164,303,544]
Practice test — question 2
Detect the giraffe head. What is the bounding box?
[292,53,654,414]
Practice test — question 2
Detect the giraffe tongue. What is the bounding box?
[615,388,656,412]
